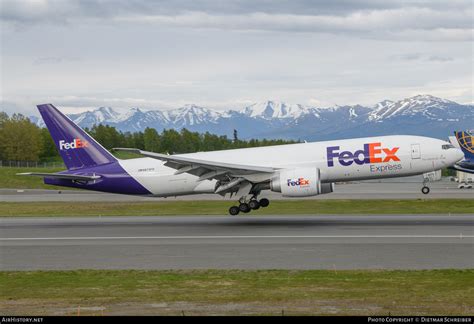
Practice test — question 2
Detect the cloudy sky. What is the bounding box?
[1,0,473,115]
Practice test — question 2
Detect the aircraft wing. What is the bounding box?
[17,172,101,181]
[113,148,276,193]
[114,148,275,175]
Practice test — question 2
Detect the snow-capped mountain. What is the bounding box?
[166,104,223,127]
[113,108,169,132]
[27,95,473,140]
[242,101,314,119]
[69,106,122,124]
[368,95,461,121]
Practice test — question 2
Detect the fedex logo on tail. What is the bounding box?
[327,142,400,167]
[59,138,89,151]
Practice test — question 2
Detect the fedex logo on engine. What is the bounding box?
[327,142,400,167]
[287,178,310,187]
[59,138,89,151]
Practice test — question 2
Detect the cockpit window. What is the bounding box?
[442,144,455,150]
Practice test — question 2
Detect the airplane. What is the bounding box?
[449,131,474,174]
[18,104,464,215]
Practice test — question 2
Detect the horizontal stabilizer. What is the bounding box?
[17,172,101,181]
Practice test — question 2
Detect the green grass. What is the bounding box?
[111,150,143,159]
[0,199,472,217]
[0,269,472,315]
[0,167,68,190]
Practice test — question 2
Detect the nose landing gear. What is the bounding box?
[228,197,270,215]
[421,178,430,194]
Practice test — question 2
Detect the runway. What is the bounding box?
[1,215,473,270]
[1,179,472,202]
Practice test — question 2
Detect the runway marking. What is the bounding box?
[1,235,472,241]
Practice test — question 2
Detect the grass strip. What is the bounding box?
[0,199,473,216]
[1,269,472,315]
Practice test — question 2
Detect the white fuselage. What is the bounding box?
[117,135,463,197]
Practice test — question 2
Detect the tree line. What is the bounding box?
[0,112,298,162]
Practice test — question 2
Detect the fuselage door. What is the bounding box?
[411,144,421,159]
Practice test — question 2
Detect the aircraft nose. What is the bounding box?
[453,148,464,163]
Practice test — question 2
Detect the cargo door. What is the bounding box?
[411,144,421,159]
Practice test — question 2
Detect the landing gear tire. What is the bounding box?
[259,198,270,208]
[249,200,260,210]
[239,203,251,213]
[229,206,240,216]
[421,186,430,194]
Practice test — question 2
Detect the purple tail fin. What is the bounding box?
[38,104,117,170]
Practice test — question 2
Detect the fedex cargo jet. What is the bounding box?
[19,104,464,215]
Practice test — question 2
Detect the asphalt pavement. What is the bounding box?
[1,215,472,270]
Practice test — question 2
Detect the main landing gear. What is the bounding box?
[228,197,270,215]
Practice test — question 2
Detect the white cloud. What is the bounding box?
[1,1,472,114]
[2,1,472,41]
[120,7,472,36]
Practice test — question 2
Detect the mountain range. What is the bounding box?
[29,95,473,141]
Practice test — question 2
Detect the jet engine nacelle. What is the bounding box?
[270,167,321,197]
